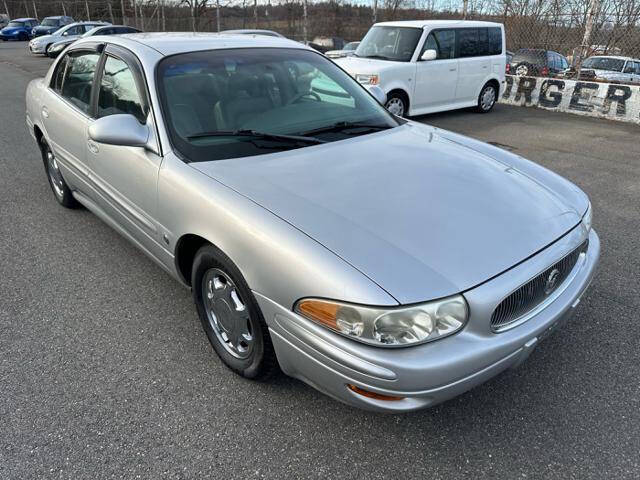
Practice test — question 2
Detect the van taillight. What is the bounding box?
[542,66,549,76]
[506,63,510,73]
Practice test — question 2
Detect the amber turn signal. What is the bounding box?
[347,384,404,402]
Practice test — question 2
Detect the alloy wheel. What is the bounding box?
[481,86,496,111]
[202,268,254,359]
[385,97,405,116]
[515,65,529,76]
[46,150,65,200]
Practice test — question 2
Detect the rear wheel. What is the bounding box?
[515,63,530,76]
[192,244,278,380]
[18,32,28,41]
[40,138,78,208]
[476,83,497,113]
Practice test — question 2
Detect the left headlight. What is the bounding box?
[295,295,468,347]
[582,202,592,232]
[355,73,379,85]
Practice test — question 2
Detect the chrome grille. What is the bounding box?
[491,240,588,331]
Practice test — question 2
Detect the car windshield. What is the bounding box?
[582,57,625,72]
[81,27,101,37]
[7,21,25,27]
[355,26,422,62]
[157,48,398,162]
[344,42,359,51]
[41,19,59,27]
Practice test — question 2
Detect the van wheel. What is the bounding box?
[476,83,497,113]
[385,92,407,117]
[192,244,278,380]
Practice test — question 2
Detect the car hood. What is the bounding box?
[334,55,403,75]
[191,123,587,304]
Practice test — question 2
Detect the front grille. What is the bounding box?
[491,240,588,331]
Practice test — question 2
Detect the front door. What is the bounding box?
[86,47,163,248]
[413,29,458,111]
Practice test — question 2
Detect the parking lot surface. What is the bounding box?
[1,41,639,479]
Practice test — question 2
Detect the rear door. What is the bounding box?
[43,48,102,190]
[455,27,491,102]
[413,28,458,110]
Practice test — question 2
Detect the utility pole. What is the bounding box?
[216,0,221,32]
[161,0,166,31]
[85,0,90,21]
[303,0,308,43]
[577,0,600,73]
[120,0,126,25]
[462,0,468,19]
[372,0,377,23]
[253,0,258,28]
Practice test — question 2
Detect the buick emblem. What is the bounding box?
[544,268,560,295]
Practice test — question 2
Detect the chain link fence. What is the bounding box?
[4,0,640,80]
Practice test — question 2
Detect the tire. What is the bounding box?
[515,63,530,76]
[18,33,27,41]
[476,83,498,113]
[192,244,278,380]
[40,137,79,208]
[385,91,408,117]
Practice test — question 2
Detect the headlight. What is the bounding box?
[355,73,379,85]
[295,295,468,347]
[582,202,592,232]
[51,44,64,52]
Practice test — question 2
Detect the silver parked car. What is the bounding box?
[28,21,109,55]
[26,33,599,412]
[47,24,141,57]
[325,41,360,58]
[581,55,640,84]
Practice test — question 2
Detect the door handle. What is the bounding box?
[482,65,488,69]
[449,68,457,72]
[41,106,49,118]
[87,140,99,154]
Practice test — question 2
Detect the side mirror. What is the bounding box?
[367,85,387,105]
[421,49,437,61]
[88,114,149,147]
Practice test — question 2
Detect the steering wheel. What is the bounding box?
[287,91,322,105]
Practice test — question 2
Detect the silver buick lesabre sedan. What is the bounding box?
[26,33,599,412]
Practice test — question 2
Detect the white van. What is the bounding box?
[335,20,506,116]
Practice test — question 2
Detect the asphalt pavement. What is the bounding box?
[1,41,639,479]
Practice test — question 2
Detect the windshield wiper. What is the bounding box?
[361,55,394,61]
[299,121,392,137]
[186,129,326,144]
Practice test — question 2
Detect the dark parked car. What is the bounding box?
[0,18,39,41]
[31,15,74,37]
[309,36,345,54]
[507,48,569,77]
[47,24,141,57]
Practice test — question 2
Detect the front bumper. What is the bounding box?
[29,43,46,53]
[256,227,600,412]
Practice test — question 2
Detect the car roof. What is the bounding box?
[84,32,307,56]
[587,55,637,61]
[43,16,66,19]
[13,18,37,22]
[373,20,503,28]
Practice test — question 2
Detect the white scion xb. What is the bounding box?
[335,20,506,117]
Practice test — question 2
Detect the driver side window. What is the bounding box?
[421,30,456,60]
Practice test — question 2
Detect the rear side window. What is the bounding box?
[50,55,69,92]
[60,51,101,114]
[422,29,456,59]
[513,49,546,66]
[97,55,145,123]
[487,27,502,55]
[458,28,480,58]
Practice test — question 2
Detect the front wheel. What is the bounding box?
[476,83,497,113]
[192,244,278,380]
[385,92,407,117]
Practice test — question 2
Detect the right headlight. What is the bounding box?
[294,295,468,347]
[582,201,592,232]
